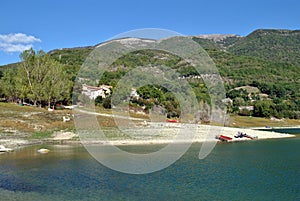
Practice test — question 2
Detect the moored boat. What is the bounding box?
[216,135,232,142]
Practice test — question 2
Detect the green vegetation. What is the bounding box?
[95,49,210,119]
[1,29,299,120]
[228,29,300,66]
[1,48,73,107]
[193,34,300,119]
[30,131,53,139]
[229,115,300,128]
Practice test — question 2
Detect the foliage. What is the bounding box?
[0,69,18,101]
[1,29,299,119]
[30,131,53,139]
[102,95,112,109]
[48,47,94,67]
[0,48,72,107]
[253,100,274,118]
[228,29,300,66]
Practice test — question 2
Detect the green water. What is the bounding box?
[0,138,300,200]
[257,127,300,135]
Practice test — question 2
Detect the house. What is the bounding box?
[222,98,233,105]
[82,84,112,99]
[130,88,140,99]
[238,106,254,111]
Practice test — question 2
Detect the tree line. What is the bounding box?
[1,46,299,120]
[0,48,72,108]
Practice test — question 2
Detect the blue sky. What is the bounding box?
[0,0,299,65]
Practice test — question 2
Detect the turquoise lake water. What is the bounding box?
[257,127,300,134]
[0,130,300,200]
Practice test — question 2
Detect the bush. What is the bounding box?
[238,109,252,116]
[95,96,103,106]
[102,96,111,109]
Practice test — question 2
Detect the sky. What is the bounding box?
[0,0,299,65]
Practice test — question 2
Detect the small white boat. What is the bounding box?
[37,148,50,154]
[0,145,13,152]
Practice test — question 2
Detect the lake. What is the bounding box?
[1,133,300,200]
[257,127,300,135]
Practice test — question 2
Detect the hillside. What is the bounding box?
[195,34,242,48]
[1,29,299,119]
[227,29,300,66]
[193,29,300,66]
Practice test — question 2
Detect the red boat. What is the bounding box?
[216,135,232,142]
[167,119,179,123]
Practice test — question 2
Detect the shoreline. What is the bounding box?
[0,124,297,150]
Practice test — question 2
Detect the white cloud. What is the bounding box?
[0,43,33,53]
[0,33,41,53]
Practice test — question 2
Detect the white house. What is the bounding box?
[130,88,140,99]
[82,84,112,99]
[238,106,254,111]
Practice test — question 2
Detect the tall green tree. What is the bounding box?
[43,59,72,108]
[1,48,72,107]
[0,69,18,101]
[19,48,49,105]
[253,100,274,117]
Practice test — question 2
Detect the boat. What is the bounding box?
[234,132,244,138]
[216,135,232,142]
[167,119,179,123]
[234,132,257,139]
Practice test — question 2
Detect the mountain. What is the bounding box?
[194,29,300,66]
[227,29,300,66]
[195,34,240,42]
[2,30,299,90]
[1,29,299,118]
[2,29,300,69]
[194,34,242,48]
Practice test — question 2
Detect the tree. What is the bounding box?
[102,96,112,109]
[16,48,71,107]
[253,100,274,117]
[233,97,245,107]
[18,49,49,105]
[95,96,103,106]
[1,48,72,107]
[43,59,72,108]
[1,69,18,102]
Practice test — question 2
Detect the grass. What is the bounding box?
[30,131,53,139]
[229,115,300,128]
[0,102,74,139]
[0,102,299,141]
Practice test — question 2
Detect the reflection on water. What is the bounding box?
[0,139,300,200]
